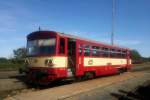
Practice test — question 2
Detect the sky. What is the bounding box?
[0,0,150,58]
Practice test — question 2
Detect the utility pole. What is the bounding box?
[111,0,115,45]
[39,26,41,31]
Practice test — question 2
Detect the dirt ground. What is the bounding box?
[0,63,150,100]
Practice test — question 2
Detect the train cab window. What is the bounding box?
[59,38,65,54]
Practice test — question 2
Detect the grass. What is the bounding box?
[133,62,150,67]
[0,63,24,71]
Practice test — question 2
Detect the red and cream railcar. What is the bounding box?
[26,31,132,84]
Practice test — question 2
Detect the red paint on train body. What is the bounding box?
[25,31,132,84]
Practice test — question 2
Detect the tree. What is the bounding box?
[0,57,8,63]
[131,49,142,63]
[13,47,27,64]
[13,47,27,59]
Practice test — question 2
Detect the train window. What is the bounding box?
[101,48,105,57]
[121,50,127,58]
[101,47,109,57]
[115,49,127,58]
[79,48,82,56]
[110,48,116,58]
[84,49,90,56]
[116,49,121,58]
[92,46,100,57]
[59,38,65,54]
[79,45,83,56]
[84,45,90,56]
[27,39,56,56]
[84,45,90,49]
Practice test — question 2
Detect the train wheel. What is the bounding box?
[83,72,95,80]
[124,68,128,72]
[75,77,82,82]
[118,68,125,74]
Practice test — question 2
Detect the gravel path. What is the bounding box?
[4,71,149,100]
[64,72,150,100]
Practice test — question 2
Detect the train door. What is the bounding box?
[76,42,84,76]
[127,50,131,69]
[67,39,76,77]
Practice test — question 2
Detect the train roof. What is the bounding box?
[58,32,129,50]
[28,31,129,50]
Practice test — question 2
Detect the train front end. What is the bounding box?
[25,31,67,84]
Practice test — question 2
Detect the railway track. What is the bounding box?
[1,64,150,100]
[4,71,150,100]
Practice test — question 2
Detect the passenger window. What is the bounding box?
[92,46,100,57]
[102,48,109,57]
[84,45,90,56]
[79,45,83,56]
[59,38,65,54]
[121,50,127,58]
[110,49,116,58]
[116,50,121,58]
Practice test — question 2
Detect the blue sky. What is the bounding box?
[0,0,150,58]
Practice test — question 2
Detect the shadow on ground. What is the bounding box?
[111,82,150,100]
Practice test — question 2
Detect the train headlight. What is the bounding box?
[45,59,54,67]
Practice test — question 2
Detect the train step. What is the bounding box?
[67,68,74,77]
